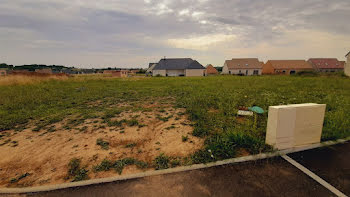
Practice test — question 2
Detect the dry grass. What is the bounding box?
[0,75,69,86]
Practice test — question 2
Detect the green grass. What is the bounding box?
[1,75,350,164]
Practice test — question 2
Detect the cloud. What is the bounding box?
[168,34,236,51]
[0,0,349,67]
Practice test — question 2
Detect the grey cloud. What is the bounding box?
[0,0,349,67]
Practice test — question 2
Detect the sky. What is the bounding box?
[0,0,349,68]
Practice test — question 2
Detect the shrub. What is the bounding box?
[154,153,169,170]
[182,135,188,142]
[96,138,109,150]
[125,143,137,148]
[67,158,89,182]
[93,159,113,172]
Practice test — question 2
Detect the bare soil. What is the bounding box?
[0,102,204,188]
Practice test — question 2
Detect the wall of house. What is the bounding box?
[185,69,205,77]
[319,68,344,72]
[228,69,262,75]
[262,62,275,74]
[152,70,166,76]
[345,55,350,77]
[274,68,313,75]
[112,71,128,77]
[221,63,229,74]
[166,69,185,77]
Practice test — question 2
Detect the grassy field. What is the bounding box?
[0,74,349,185]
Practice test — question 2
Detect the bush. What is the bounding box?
[96,138,109,150]
[154,153,169,170]
[67,158,89,182]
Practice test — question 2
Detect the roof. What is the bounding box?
[206,64,218,74]
[225,58,263,69]
[149,63,157,68]
[266,60,313,69]
[146,63,157,73]
[308,58,344,69]
[153,58,205,70]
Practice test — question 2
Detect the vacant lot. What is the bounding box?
[0,74,349,187]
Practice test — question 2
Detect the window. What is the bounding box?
[229,70,231,74]
[245,64,248,66]
[239,70,241,73]
[245,70,248,75]
[253,70,259,75]
[282,70,286,74]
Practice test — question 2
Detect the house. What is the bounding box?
[222,58,263,75]
[262,60,313,75]
[204,64,218,76]
[152,58,205,77]
[307,58,344,72]
[35,68,52,74]
[345,51,350,76]
[103,70,128,77]
[0,69,7,76]
[146,63,157,76]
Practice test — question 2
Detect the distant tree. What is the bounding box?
[215,67,223,72]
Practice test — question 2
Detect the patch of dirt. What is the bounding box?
[0,102,204,188]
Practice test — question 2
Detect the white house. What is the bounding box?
[345,51,350,77]
[152,58,205,77]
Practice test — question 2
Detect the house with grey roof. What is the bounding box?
[152,58,205,77]
[146,63,158,76]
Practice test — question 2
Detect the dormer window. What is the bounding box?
[245,64,248,66]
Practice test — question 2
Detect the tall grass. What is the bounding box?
[0,75,69,86]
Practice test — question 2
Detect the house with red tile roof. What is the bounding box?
[262,60,313,75]
[222,58,263,75]
[307,58,344,72]
[204,64,219,76]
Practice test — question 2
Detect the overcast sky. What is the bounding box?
[0,0,349,68]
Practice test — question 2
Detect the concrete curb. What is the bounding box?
[1,137,349,194]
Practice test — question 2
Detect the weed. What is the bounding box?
[67,158,89,182]
[102,108,122,120]
[11,141,18,147]
[182,135,188,142]
[0,139,11,146]
[126,119,139,127]
[93,159,113,172]
[165,125,176,130]
[93,158,148,174]
[79,126,88,132]
[154,153,169,170]
[10,173,30,183]
[170,159,181,168]
[125,143,136,148]
[96,138,109,150]
[156,115,173,122]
